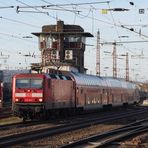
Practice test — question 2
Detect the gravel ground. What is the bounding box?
[0,122,61,138]
[0,107,134,138]
[1,106,147,148]
[13,124,122,148]
[119,133,148,148]
[13,113,148,148]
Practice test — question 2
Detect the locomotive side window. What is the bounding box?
[49,74,57,79]
[65,76,72,80]
[16,78,43,89]
[59,75,64,79]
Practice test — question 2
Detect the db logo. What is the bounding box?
[26,93,32,97]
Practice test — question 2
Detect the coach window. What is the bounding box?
[48,79,51,88]
[81,88,83,94]
[76,87,79,93]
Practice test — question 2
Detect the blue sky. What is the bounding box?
[0,0,148,81]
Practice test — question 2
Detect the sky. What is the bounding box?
[0,0,148,82]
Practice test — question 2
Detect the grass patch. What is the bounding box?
[0,116,22,125]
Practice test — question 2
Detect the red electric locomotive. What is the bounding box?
[12,72,140,121]
[12,73,75,120]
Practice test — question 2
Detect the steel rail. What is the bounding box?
[0,108,148,147]
[0,120,51,131]
[61,119,148,148]
[0,106,140,130]
[0,106,146,131]
[93,125,148,148]
[0,112,12,119]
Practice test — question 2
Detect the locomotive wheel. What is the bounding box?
[23,116,27,122]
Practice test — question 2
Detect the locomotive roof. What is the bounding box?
[70,72,137,89]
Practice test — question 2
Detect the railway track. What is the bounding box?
[0,109,12,119]
[0,105,139,131]
[0,107,148,147]
[0,112,12,119]
[0,106,145,133]
[0,102,12,119]
[62,118,148,148]
[0,120,51,131]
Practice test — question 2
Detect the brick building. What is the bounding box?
[32,20,93,73]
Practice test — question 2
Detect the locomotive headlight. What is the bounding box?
[39,98,43,102]
[15,98,19,102]
[0,99,1,103]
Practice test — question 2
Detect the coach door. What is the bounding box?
[102,88,108,105]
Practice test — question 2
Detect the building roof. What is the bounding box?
[32,32,93,37]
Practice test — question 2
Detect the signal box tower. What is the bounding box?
[32,20,93,73]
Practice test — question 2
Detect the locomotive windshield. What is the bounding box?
[16,78,43,89]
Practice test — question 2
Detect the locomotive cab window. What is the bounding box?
[16,78,43,89]
[31,79,43,89]
[16,79,29,88]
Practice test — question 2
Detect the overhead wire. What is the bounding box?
[1,0,147,39]
[40,1,111,7]
[0,32,37,43]
[64,0,78,24]
[0,1,131,30]
[19,0,113,27]
[0,6,14,9]
[0,1,147,70]
[107,2,121,40]
[106,3,136,54]
[40,0,80,23]
[41,0,81,13]
[16,0,57,20]
[0,1,146,53]
[0,16,40,28]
